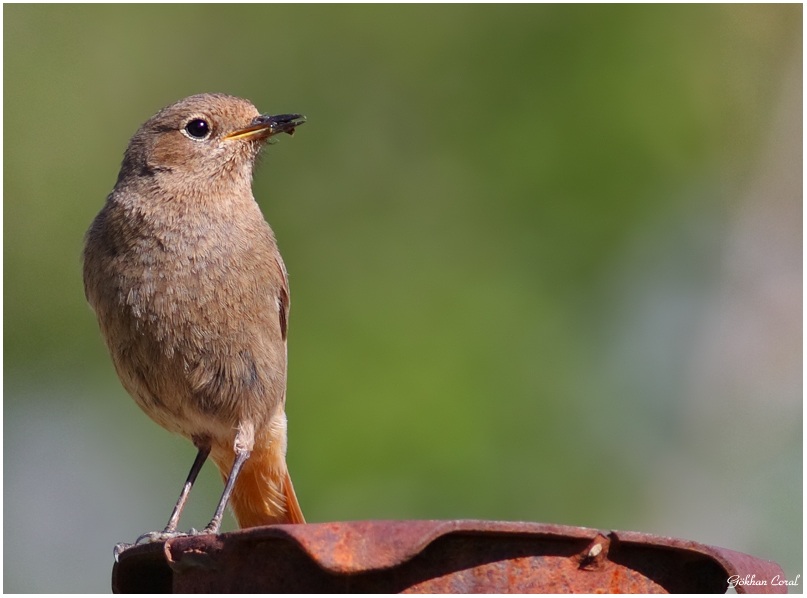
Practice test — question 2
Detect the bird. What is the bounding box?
[83,93,306,551]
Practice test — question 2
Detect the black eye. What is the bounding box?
[184,118,210,139]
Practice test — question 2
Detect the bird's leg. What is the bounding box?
[201,423,254,534]
[123,442,211,547]
[201,446,251,534]
[159,441,212,535]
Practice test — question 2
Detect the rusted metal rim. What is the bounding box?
[112,519,785,593]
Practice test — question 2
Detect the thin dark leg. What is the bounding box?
[202,448,251,534]
[115,442,213,560]
[162,443,211,533]
[131,443,211,546]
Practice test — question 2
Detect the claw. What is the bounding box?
[113,542,134,562]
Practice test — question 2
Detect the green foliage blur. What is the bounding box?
[4,4,801,593]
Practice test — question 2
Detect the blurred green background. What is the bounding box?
[4,4,801,593]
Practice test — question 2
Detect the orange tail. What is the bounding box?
[211,440,305,527]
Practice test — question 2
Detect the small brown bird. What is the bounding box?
[83,94,306,549]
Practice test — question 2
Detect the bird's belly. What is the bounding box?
[102,281,285,444]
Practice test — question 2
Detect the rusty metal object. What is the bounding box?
[112,520,785,593]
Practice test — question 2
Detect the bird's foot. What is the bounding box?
[112,529,192,562]
[135,528,191,545]
[112,526,221,561]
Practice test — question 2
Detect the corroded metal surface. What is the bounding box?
[111,520,785,593]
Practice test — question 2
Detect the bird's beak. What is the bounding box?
[224,113,306,142]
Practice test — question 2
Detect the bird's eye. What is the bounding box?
[184,118,211,139]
